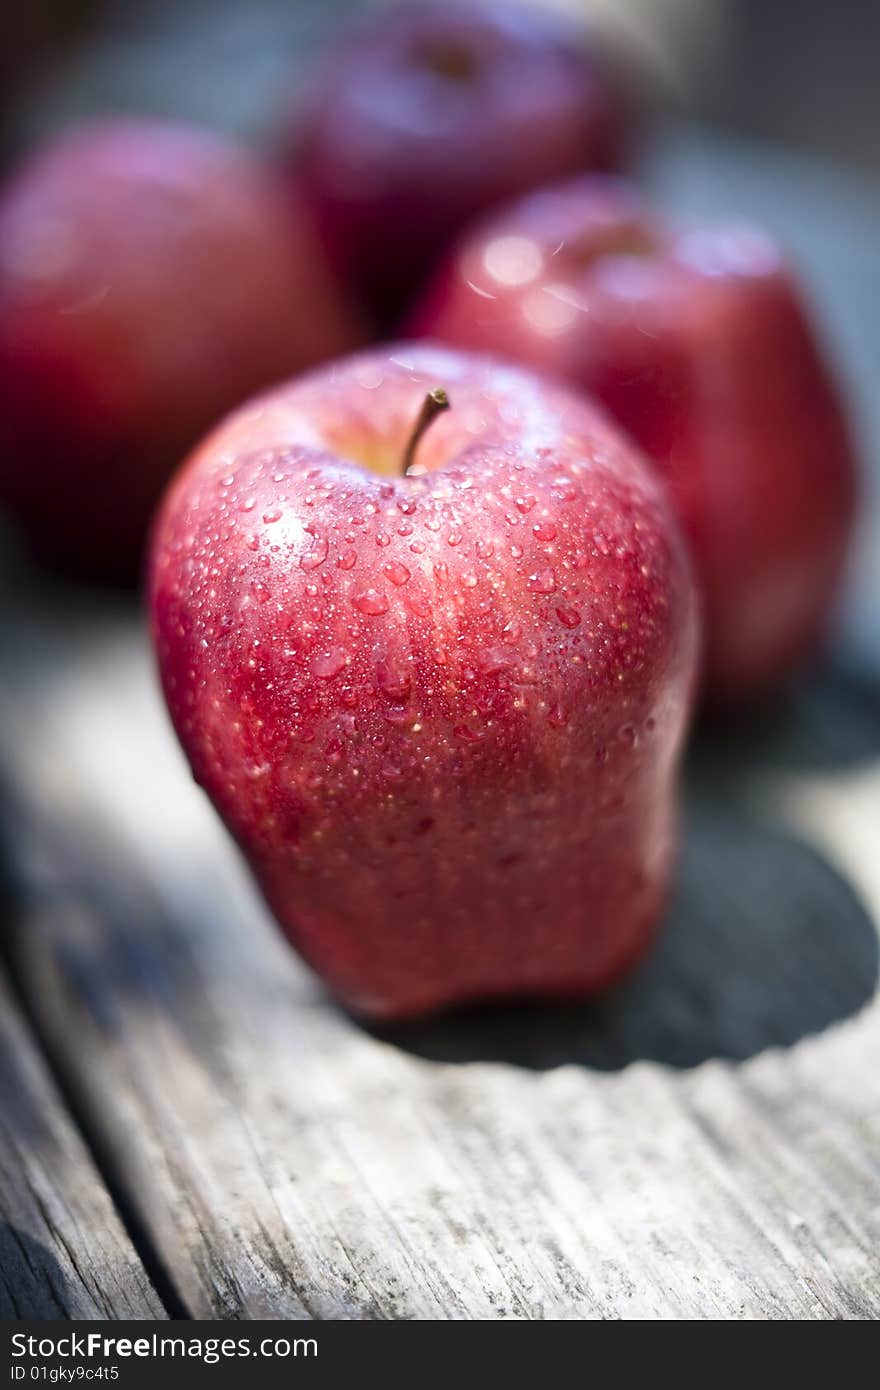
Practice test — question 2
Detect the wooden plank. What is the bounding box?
[0,970,165,1319]
[0,127,878,1319]
[0,583,878,1320]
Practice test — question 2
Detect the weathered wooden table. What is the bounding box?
[1,8,879,1318]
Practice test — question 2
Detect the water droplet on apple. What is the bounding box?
[555,606,581,628]
[529,568,556,594]
[262,508,282,524]
[384,706,409,726]
[337,549,357,570]
[547,703,569,728]
[515,495,537,513]
[300,535,329,570]
[383,561,411,587]
[533,521,557,542]
[312,647,348,680]
[376,532,391,547]
[376,660,412,701]
[352,588,389,616]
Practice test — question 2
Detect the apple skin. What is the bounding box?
[149,344,697,1021]
[284,0,629,329]
[0,119,364,580]
[408,177,858,707]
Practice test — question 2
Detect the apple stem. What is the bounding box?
[402,387,450,476]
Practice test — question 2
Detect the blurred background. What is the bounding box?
[3,0,880,175]
[1,0,879,1324]
[2,0,878,656]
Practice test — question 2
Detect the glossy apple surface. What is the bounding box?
[0,119,363,579]
[150,345,697,1020]
[285,0,629,328]
[410,177,858,706]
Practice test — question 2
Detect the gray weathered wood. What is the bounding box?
[0,127,879,1319]
[0,970,165,1319]
[1,579,879,1318]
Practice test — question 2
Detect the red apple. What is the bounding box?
[0,118,364,580]
[149,344,697,1020]
[409,177,858,706]
[284,0,630,329]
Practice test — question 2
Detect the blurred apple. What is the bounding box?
[284,0,630,329]
[0,118,364,579]
[410,176,858,706]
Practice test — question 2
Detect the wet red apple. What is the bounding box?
[284,0,630,328]
[410,177,858,706]
[0,118,363,579]
[149,344,697,1020]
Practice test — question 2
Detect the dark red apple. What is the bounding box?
[284,0,630,328]
[0,118,364,579]
[409,176,858,706]
[149,344,697,1020]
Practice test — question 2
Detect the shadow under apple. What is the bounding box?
[0,1222,71,1318]
[695,652,880,777]
[375,793,879,1072]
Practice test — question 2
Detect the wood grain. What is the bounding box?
[1,579,878,1320]
[0,127,878,1319]
[0,970,164,1319]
